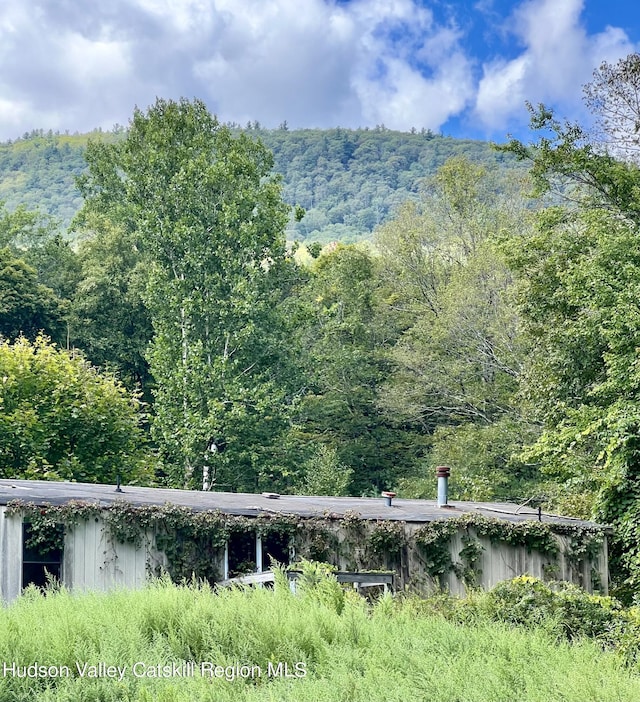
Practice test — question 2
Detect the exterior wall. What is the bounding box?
[295,521,609,596]
[0,508,609,602]
[0,506,23,603]
[0,512,171,603]
[404,527,608,596]
[63,517,149,593]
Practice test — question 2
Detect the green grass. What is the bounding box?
[0,578,638,702]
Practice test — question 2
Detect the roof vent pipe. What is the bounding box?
[436,466,450,507]
[381,491,396,507]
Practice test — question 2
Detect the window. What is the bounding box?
[261,531,292,571]
[224,529,293,580]
[22,523,63,590]
[226,531,257,579]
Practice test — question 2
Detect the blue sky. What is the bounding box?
[0,0,638,143]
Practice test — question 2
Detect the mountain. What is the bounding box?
[0,126,522,242]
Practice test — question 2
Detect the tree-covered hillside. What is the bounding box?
[0,126,522,241]
[0,130,120,229]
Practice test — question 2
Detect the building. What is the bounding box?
[0,478,609,603]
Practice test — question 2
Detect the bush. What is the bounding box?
[0,335,151,483]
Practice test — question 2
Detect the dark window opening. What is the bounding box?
[262,531,292,571]
[227,531,256,578]
[22,523,63,590]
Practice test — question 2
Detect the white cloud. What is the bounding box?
[475,0,637,130]
[0,1,134,136]
[0,98,31,136]
[354,52,474,129]
[133,0,215,35]
[192,0,360,127]
[0,0,477,139]
[0,0,636,141]
[348,0,475,129]
[63,36,130,85]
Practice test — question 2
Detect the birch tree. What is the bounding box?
[78,98,292,490]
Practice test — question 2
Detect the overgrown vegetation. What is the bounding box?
[6,500,606,593]
[4,55,640,597]
[0,337,149,484]
[2,574,640,702]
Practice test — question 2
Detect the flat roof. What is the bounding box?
[0,479,603,529]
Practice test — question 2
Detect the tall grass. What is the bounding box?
[0,576,638,702]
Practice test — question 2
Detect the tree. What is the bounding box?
[298,444,353,496]
[0,202,54,249]
[501,78,640,597]
[0,247,65,342]
[23,233,82,304]
[288,244,422,493]
[0,200,82,347]
[583,53,640,161]
[0,336,150,483]
[374,158,536,502]
[77,98,294,491]
[70,214,153,399]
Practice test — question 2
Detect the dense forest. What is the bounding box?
[3,53,640,599]
[0,124,522,241]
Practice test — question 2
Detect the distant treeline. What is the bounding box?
[0,126,523,241]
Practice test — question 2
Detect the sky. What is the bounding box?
[0,0,638,143]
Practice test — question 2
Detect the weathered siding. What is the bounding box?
[0,507,609,603]
[63,518,150,593]
[0,506,22,602]
[407,528,608,596]
[299,522,608,595]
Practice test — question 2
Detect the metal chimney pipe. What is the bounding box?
[436,466,450,507]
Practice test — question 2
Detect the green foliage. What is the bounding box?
[70,215,153,397]
[0,336,150,483]
[2,579,640,701]
[401,418,540,502]
[377,159,525,429]
[289,244,423,492]
[0,200,58,249]
[414,519,458,578]
[295,559,346,615]
[375,156,539,502]
[0,127,523,238]
[368,520,406,557]
[501,92,640,598]
[22,518,65,556]
[268,128,523,242]
[0,247,65,342]
[23,233,82,304]
[299,444,353,496]
[77,98,295,491]
[0,131,104,227]
[0,201,83,352]
[455,535,485,587]
[476,576,620,642]
[412,514,594,585]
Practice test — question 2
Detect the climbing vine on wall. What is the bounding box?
[454,535,485,587]
[5,500,606,588]
[413,513,606,587]
[5,500,341,583]
[414,519,458,578]
[7,500,101,554]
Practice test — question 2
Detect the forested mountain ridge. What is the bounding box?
[0,126,522,240]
